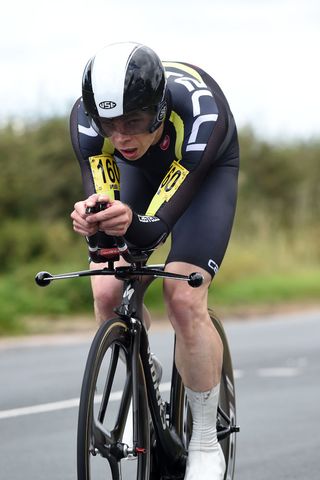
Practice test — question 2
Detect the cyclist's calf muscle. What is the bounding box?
[164,261,223,391]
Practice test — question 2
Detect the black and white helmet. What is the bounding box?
[82,42,167,137]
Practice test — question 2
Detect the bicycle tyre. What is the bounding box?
[77,317,150,480]
[211,311,237,480]
[170,310,237,480]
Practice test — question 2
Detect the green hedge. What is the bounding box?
[0,118,319,334]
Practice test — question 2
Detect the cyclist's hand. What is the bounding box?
[71,195,100,237]
[85,194,133,237]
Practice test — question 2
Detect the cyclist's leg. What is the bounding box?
[164,159,238,479]
[164,160,238,387]
[164,263,226,479]
[164,263,222,389]
[90,259,126,323]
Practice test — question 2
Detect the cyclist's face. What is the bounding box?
[109,124,164,161]
[98,110,157,137]
[92,109,163,161]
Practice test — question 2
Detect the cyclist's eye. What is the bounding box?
[122,118,147,133]
[101,120,113,130]
[127,119,142,127]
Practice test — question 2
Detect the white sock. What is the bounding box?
[184,384,226,480]
[185,384,220,451]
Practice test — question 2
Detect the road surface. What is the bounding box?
[0,310,319,479]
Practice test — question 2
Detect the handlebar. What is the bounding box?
[35,201,204,288]
[85,202,148,264]
[86,234,149,264]
[35,267,204,288]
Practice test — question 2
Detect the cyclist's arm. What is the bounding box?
[124,211,169,248]
[125,105,234,248]
[124,63,239,249]
[70,98,118,249]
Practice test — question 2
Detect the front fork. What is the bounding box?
[114,277,147,458]
[130,317,145,454]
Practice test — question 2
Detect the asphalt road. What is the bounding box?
[0,309,319,480]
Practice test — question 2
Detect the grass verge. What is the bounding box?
[1,235,319,336]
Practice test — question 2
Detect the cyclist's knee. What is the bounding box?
[164,281,208,334]
[90,266,122,322]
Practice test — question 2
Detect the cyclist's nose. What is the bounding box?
[111,131,132,144]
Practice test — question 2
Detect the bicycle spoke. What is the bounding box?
[97,344,121,423]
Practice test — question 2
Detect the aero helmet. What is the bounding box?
[82,42,167,137]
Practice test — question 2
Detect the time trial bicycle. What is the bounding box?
[35,233,239,480]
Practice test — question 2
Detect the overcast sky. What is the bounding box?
[2,0,319,139]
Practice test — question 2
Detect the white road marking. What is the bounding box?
[257,367,301,378]
[0,397,81,419]
[0,364,301,421]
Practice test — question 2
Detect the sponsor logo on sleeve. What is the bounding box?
[138,215,160,223]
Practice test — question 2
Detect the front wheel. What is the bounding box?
[77,317,150,480]
[170,310,238,480]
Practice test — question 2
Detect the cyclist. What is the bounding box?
[70,42,239,480]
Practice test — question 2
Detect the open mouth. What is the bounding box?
[120,147,138,158]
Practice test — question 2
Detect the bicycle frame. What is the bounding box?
[35,241,239,479]
[112,268,188,476]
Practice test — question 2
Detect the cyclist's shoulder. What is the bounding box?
[164,61,215,92]
[70,97,106,157]
[70,97,91,130]
[164,61,211,80]
[164,61,219,125]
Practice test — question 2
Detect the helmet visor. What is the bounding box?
[91,109,158,137]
